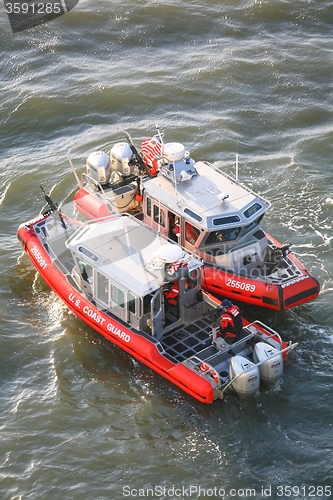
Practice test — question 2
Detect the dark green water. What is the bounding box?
[1,1,332,499]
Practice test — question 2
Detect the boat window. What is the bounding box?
[241,215,264,237]
[186,269,198,289]
[153,205,165,227]
[253,229,265,240]
[204,227,241,245]
[146,197,151,217]
[243,203,262,219]
[213,215,241,226]
[96,272,109,305]
[76,258,93,284]
[185,222,200,245]
[184,208,202,222]
[78,246,99,262]
[143,293,154,315]
[111,284,125,308]
[128,292,136,315]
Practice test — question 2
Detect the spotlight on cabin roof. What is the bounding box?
[217,192,229,202]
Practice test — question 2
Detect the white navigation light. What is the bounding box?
[217,192,229,202]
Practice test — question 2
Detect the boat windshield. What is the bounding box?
[204,227,241,245]
[241,215,264,237]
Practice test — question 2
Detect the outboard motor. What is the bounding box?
[229,356,260,397]
[110,143,134,176]
[253,342,283,385]
[86,151,111,185]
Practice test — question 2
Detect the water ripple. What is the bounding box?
[1,0,332,498]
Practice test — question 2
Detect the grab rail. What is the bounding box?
[202,160,272,210]
[80,173,106,195]
[245,320,282,350]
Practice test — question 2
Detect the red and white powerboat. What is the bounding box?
[17,198,297,402]
[68,128,320,311]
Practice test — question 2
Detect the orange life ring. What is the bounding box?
[200,362,220,384]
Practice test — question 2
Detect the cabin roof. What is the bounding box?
[143,161,270,230]
[66,216,196,296]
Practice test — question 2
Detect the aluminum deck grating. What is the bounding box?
[160,317,214,362]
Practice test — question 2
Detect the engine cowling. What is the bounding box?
[253,342,283,385]
[229,356,260,397]
[110,143,134,176]
[86,151,111,185]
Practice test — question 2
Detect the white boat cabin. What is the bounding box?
[70,134,273,278]
[65,215,206,339]
[142,146,271,277]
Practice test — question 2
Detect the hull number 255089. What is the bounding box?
[226,279,256,293]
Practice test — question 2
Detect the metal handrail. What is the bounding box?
[80,172,106,195]
[245,320,282,349]
[202,160,272,210]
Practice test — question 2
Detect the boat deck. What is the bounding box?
[160,317,214,363]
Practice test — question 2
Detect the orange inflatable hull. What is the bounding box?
[203,233,319,311]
